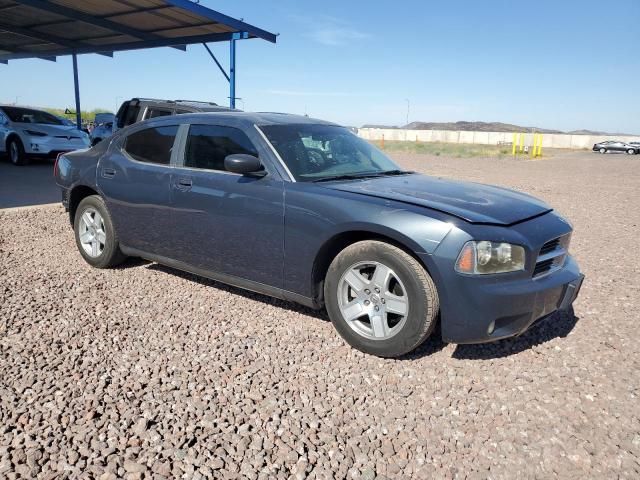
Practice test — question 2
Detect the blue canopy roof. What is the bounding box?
[0,0,276,62]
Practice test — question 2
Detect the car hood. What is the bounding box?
[13,122,85,137]
[322,174,552,225]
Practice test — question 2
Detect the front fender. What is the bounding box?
[283,183,454,298]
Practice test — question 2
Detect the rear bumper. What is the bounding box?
[425,254,584,344]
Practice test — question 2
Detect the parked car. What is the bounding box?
[0,105,90,165]
[113,98,236,134]
[592,140,638,154]
[90,113,116,146]
[55,113,584,357]
[56,116,77,127]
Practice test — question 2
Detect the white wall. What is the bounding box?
[357,128,640,150]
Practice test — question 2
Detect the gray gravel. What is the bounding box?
[1,150,639,479]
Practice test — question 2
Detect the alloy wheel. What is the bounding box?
[78,207,106,257]
[337,261,409,340]
[9,142,19,164]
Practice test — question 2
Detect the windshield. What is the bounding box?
[1,106,63,125]
[259,124,402,182]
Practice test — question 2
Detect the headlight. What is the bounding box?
[455,241,525,274]
[24,129,48,137]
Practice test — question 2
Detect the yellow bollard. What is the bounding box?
[512,133,517,156]
[519,133,525,153]
[531,134,537,157]
[537,134,543,157]
[380,134,385,149]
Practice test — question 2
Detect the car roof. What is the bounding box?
[0,104,48,112]
[127,98,235,112]
[139,111,339,129]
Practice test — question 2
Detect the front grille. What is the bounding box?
[539,238,560,255]
[54,135,80,139]
[533,233,571,278]
[533,259,555,276]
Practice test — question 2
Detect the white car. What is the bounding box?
[0,105,90,166]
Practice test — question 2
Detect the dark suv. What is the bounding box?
[114,98,237,134]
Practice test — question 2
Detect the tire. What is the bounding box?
[599,148,606,154]
[74,195,127,268]
[324,240,439,357]
[8,138,28,166]
[627,149,635,155]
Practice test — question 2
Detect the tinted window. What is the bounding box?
[1,106,63,125]
[124,126,178,165]
[145,108,172,120]
[118,103,140,128]
[184,125,258,171]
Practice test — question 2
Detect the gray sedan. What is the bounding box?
[592,140,638,154]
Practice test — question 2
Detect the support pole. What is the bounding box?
[72,53,81,130]
[202,43,229,82]
[229,37,236,109]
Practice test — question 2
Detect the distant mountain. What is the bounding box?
[403,121,563,133]
[361,120,637,136]
[361,124,399,129]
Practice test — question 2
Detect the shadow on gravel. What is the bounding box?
[451,309,579,360]
[399,322,448,359]
[146,263,329,321]
[114,257,151,269]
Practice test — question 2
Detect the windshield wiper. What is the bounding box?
[311,170,413,183]
[312,173,382,183]
[375,169,414,176]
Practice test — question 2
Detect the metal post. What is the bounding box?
[72,53,81,130]
[229,37,236,109]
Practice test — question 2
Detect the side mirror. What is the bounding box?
[224,154,265,176]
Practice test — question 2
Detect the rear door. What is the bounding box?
[169,123,285,286]
[97,124,179,257]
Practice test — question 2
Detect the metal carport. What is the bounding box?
[0,0,277,128]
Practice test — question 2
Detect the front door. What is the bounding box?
[170,123,285,288]
[97,124,179,257]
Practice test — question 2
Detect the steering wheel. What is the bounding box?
[307,148,328,172]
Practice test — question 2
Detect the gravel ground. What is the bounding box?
[1,150,639,479]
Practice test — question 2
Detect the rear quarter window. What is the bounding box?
[123,125,178,165]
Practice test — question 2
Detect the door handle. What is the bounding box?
[175,177,193,191]
[101,168,116,179]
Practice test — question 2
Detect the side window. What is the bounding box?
[120,104,140,128]
[123,125,178,165]
[184,124,258,171]
[145,108,172,120]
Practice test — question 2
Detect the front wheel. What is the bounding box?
[8,138,27,165]
[324,241,439,357]
[599,148,607,154]
[74,195,126,268]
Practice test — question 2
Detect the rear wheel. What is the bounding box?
[599,148,607,154]
[74,195,126,268]
[8,138,27,166]
[324,240,439,357]
[627,148,636,155]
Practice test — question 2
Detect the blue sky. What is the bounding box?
[1,0,639,132]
